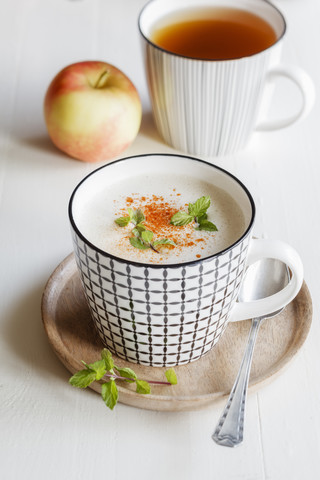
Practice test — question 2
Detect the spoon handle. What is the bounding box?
[212,317,261,447]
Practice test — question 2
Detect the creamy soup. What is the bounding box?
[76,173,246,264]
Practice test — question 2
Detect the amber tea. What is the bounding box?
[151,7,278,60]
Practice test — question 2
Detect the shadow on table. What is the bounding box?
[2,280,70,382]
[21,134,71,159]
[139,110,164,143]
[19,110,166,158]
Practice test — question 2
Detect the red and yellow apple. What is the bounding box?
[44,61,142,162]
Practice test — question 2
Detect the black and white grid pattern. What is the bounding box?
[72,230,251,366]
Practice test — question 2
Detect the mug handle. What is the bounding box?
[230,239,304,322]
[255,65,315,131]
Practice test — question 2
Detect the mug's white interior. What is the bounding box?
[139,0,285,46]
[70,154,254,254]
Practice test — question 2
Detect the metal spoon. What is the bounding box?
[212,258,290,448]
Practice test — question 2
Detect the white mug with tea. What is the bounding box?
[69,154,303,367]
[138,0,315,157]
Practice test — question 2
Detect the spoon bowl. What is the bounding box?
[239,258,290,302]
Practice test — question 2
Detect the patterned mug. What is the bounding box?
[69,154,303,366]
[138,0,315,157]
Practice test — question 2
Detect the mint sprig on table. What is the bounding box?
[115,208,176,252]
[170,196,218,232]
[69,348,177,410]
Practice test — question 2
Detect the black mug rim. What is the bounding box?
[68,153,256,269]
[138,0,286,62]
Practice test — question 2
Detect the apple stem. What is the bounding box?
[94,70,110,89]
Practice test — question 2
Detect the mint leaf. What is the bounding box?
[188,204,196,217]
[101,348,114,371]
[136,379,151,395]
[141,230,154,244]
[69,369,97,388]
[195,220,218,232]
[132,223,147,237]
[189,196,211,217]
[153,238,176,247]
[87,359,107,380]
[170,211,193,226]
[132,209,145,225]
[115,366,137,383]
[165,368,178,385]
[69,348,178,410]
[81,360,91,370]
[115,208,133,227]
[115,216,131,227]
[170,196,217,232]
[101,379,119,410]
[130,237,150,250]
[197,212,207,223]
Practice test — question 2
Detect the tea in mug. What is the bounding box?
[151,7,278,60]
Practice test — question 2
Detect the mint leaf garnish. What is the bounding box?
[197,212,207,223]
[115,208,145,228]
[195,220,218,232]
[115,366,137,383]
[101,348,114,371]
[170,211,194,226]
[153,238,176,247]
[132,223,146,237]
[188,196,211,217]
[101,379,119,410]
[115,216,131,227]
[165,368,178,385]
[132,208,145,225]
[86,359,107,380]
[114,208,133,227]
[141,230,154,244]
[115,206,175,252]
[135,379,151,395]
[130,237,150,250]
[69,369,97,388]
[115,196,217,254]
[69,349,177,410]
[170,196,218,233]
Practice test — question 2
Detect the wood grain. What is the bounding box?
[41,253,313,412]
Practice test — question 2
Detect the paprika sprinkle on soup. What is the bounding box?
[115,192,210,261]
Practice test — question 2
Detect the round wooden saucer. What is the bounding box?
[41,253,312,411]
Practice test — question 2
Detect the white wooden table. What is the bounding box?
[1,1,319,479]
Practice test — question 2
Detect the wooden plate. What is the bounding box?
[41,253,312,411]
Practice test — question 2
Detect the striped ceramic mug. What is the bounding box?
[68,154,304,367]
[138,0,315,157]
